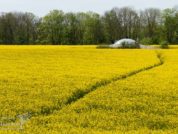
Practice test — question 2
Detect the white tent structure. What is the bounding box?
[110,38,140,48]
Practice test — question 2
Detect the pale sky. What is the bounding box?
[0,0,177,17]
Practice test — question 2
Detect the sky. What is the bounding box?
[0,0,177,17]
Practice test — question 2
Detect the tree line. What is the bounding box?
[0,7,178,45]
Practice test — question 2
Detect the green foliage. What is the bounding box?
[0,12,38,44]
[0,7,178,45]
[160,41,169,49]
[140,37,153,45]
[40,10,65,45]
[161,8,178,44]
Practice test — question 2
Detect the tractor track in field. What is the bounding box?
[18,51,165,130]
[37,51,164,116]
[64,51,164,107]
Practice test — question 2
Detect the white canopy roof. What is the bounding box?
[110,38,137,48]
[114,39,136,45]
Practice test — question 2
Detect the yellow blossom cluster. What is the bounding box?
[1,45,177,133]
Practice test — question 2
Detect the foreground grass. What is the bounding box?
[0,46,177,133]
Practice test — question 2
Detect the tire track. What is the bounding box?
[33,51,164,116]
[64,51,164,106]
[19,51,165,128]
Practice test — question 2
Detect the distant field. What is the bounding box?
[0,46,177,133]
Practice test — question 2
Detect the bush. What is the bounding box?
[140,37,153,45]
[160,41,169,49]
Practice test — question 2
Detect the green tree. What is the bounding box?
[140,8,161,44]
[63,13,83,44]
[0,13,16,44]
[0,12,39,44]
[103,9,121,43]
[39,10,65,45]
[83,12,105,44]
[161,8,178,43]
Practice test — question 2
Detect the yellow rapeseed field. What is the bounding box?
[0,45,177,133]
